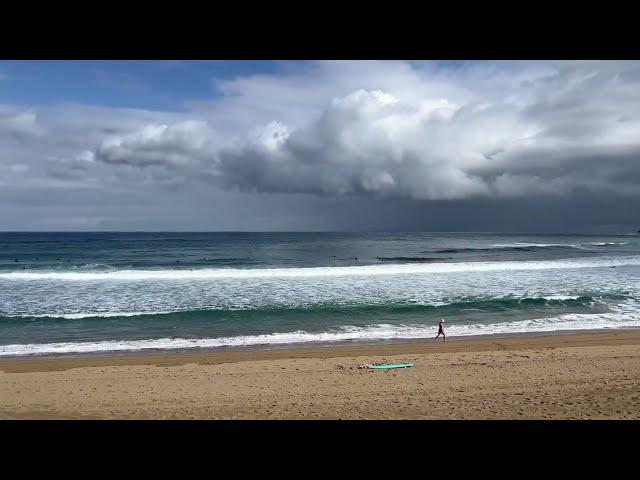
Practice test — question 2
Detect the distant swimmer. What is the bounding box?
[14,258,17,262]
[355,257,358,261]
[435,319,446,342]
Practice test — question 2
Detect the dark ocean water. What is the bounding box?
[1,232,639,356]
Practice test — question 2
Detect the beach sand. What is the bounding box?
[1,331,640,419]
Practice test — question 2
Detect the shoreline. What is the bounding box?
[1,327,638,366]
[2,329,639,419]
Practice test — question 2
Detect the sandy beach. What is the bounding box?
[1,331,640,419]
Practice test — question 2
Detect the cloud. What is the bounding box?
[4,60,640,231]
[213,90,491,199]
[96,121,215,168]
[93,61,640,200]
[0,110,44,140]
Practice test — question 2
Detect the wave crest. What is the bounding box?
[0,294,615,322]
[1,256,639,281]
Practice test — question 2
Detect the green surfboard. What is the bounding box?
[367,363,413,370]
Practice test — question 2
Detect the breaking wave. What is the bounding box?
[0,294,604,322]
[2,255,640,281]
[2,311,638,356]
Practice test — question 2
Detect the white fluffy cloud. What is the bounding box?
[96,121,215,167]
[213,90,491,199]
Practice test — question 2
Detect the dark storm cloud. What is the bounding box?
[92,62,640,202]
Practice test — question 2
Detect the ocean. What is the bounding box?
[1,231,639,357]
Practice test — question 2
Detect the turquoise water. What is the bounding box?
[1,232,639,356]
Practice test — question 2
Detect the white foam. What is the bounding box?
[587,242,630,246]
[2,255,640,282]
[541,294,581,301]
[489,243,580,248]
[0,294,594,319]
[2,311,639,356]
[5,311,175,319]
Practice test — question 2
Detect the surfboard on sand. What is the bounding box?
[366,363,413,370]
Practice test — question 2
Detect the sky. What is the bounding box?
[1,60,639,233]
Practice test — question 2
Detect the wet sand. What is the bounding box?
[1,331,640,419]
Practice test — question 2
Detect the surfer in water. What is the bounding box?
[435,319,446,342]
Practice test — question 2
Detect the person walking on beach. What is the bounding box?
[435,319,446,342]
